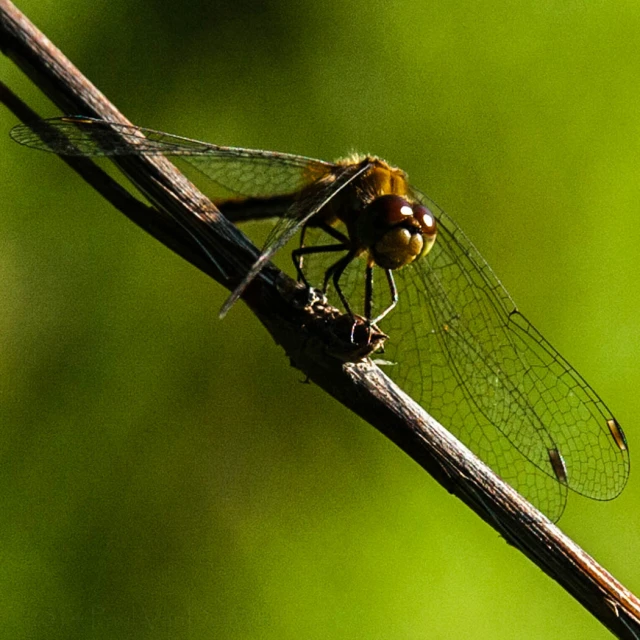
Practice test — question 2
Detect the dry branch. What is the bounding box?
[1,1,638,636]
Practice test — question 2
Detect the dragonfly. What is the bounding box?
[10,116,630,521]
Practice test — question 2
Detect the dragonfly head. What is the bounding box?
[358,194,437,270]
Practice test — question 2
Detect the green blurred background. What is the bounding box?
[1,1,639,638]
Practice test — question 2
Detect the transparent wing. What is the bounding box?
[378,188,629,520]
[10,117,333,198]
[220,160,373,315]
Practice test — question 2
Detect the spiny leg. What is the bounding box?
[324,249,359,317]
[292,243,348,287]
[370,268,398,325]
[292,221,349,286]
[364,265,374,320]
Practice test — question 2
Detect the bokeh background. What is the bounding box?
[2,1,640,638]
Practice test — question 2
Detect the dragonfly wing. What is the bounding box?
[380,188,629,518]
[385,260,570,520]
[220,160,373,316]
[183,154,329,199]
[10,117,333,198]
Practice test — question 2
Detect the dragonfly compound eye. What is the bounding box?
[361,195,438,270]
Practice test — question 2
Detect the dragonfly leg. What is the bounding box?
[369,268,398,325]
[318,222,350,245]
[364,265,374,320]
[324,249,358,317]
[291,221,349,285]
[292,243,348,286]
[293,224,310,286]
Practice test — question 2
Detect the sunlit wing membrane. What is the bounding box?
[10,117,333,198]
[375,188,630,518]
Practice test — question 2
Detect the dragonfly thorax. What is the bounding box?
[356,194,437,270]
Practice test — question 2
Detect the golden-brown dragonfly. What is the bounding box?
[11,116,630,521]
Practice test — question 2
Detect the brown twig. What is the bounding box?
[1,1,638,636]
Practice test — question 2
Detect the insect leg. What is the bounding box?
[324,249,359,317]
[292,244,347,286]
[364,265,374,320]
[370,268,398,325]
[292,221,349,285]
